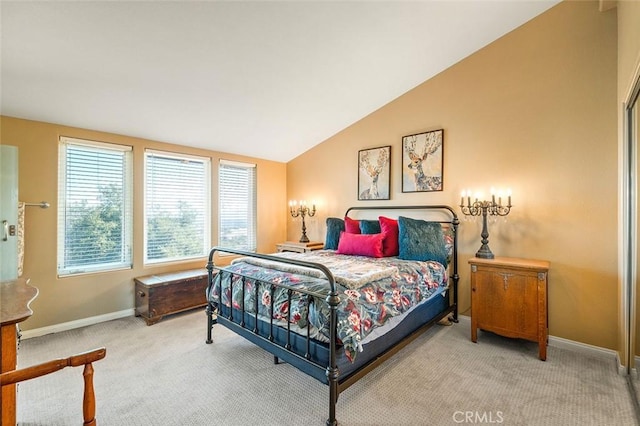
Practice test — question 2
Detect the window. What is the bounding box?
[57,137,133,276]
[144,150,210,264]
[219,160,257,252]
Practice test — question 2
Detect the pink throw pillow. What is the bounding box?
[379,216,399,257]
[337,232,384,258]
[344,216,361,234]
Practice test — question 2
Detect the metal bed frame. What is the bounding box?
[205,205,459,425]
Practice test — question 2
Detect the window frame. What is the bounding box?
[218,159,257,253]
[143,149,211,265]
[57,136,133,277]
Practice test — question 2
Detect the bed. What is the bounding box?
[205,205,459,425]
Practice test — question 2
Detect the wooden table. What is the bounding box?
[1,279,38,426]
[275,241,324,253]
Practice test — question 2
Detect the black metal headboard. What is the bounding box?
[344,204,458,223]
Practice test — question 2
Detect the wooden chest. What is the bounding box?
[134,269,210,325]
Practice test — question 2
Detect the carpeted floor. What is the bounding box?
[15,311,638,425]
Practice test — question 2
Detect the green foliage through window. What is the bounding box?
[146,201,203,260]
[65,184,124,266]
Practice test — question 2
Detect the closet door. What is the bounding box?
[0,145,18,281]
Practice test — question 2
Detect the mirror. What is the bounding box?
[626,69,640,402]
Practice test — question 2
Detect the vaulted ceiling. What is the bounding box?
[1,1,560,162]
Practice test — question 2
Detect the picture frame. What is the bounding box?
[401,129,444,192]
[358,145,391,201]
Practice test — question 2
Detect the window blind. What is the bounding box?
[144,150,211,263]
[219,160,257,252]
[57,137,133,276]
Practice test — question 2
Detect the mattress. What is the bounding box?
[215,287,449,384]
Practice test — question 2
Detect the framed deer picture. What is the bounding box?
[402,129,444,192]
[358,145,391,200]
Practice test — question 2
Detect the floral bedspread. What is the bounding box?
[209,250,448,362]
[235,251,400,289]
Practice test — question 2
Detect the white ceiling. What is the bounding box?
[1,1,559,163]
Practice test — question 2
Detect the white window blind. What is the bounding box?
[144,150,211,264]
[219,160,257,252]
[57,137,133,276]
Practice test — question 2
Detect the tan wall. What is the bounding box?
[0,116,287,330]
[618,1,640,94]
[287,1,618,348]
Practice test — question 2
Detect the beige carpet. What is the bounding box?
[15,311,638,426]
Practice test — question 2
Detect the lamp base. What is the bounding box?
[299,235,310,243]
[475,245,495,259]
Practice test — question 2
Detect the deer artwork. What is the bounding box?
[359,148,389,200]
[405,132,442,191]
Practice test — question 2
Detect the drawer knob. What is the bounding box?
[138,291,146,297]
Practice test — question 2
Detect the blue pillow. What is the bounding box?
[397,216,448,266]
[359,219,381,234]
[324,217,345,250]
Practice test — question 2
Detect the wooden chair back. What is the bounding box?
[0,347,106,426]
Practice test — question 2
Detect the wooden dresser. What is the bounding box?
[469,257,550,360]
[1,279,38,425]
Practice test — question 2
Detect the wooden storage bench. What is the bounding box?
[134,269,212,325]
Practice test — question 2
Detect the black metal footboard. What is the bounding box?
[206,247,342,425]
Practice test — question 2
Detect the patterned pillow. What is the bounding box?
[397,216,448,266]
[324,217,345,250]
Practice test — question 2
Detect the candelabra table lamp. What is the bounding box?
[289,200,316,243]
[460,189,512,259]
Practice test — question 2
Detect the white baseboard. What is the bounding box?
[457,315,618,365]
[547,334,617,361]
[20,309,135,339]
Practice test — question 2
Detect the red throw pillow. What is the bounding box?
[344,216,361,234]
[379,216,399,257]
[337,232,384,258]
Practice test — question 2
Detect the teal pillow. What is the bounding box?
[359,219,381,234]
[324,217,345,250]
[397,216,448,266]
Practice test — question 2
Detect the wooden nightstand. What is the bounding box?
[276,241,324,253]
[469,256,550,360]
